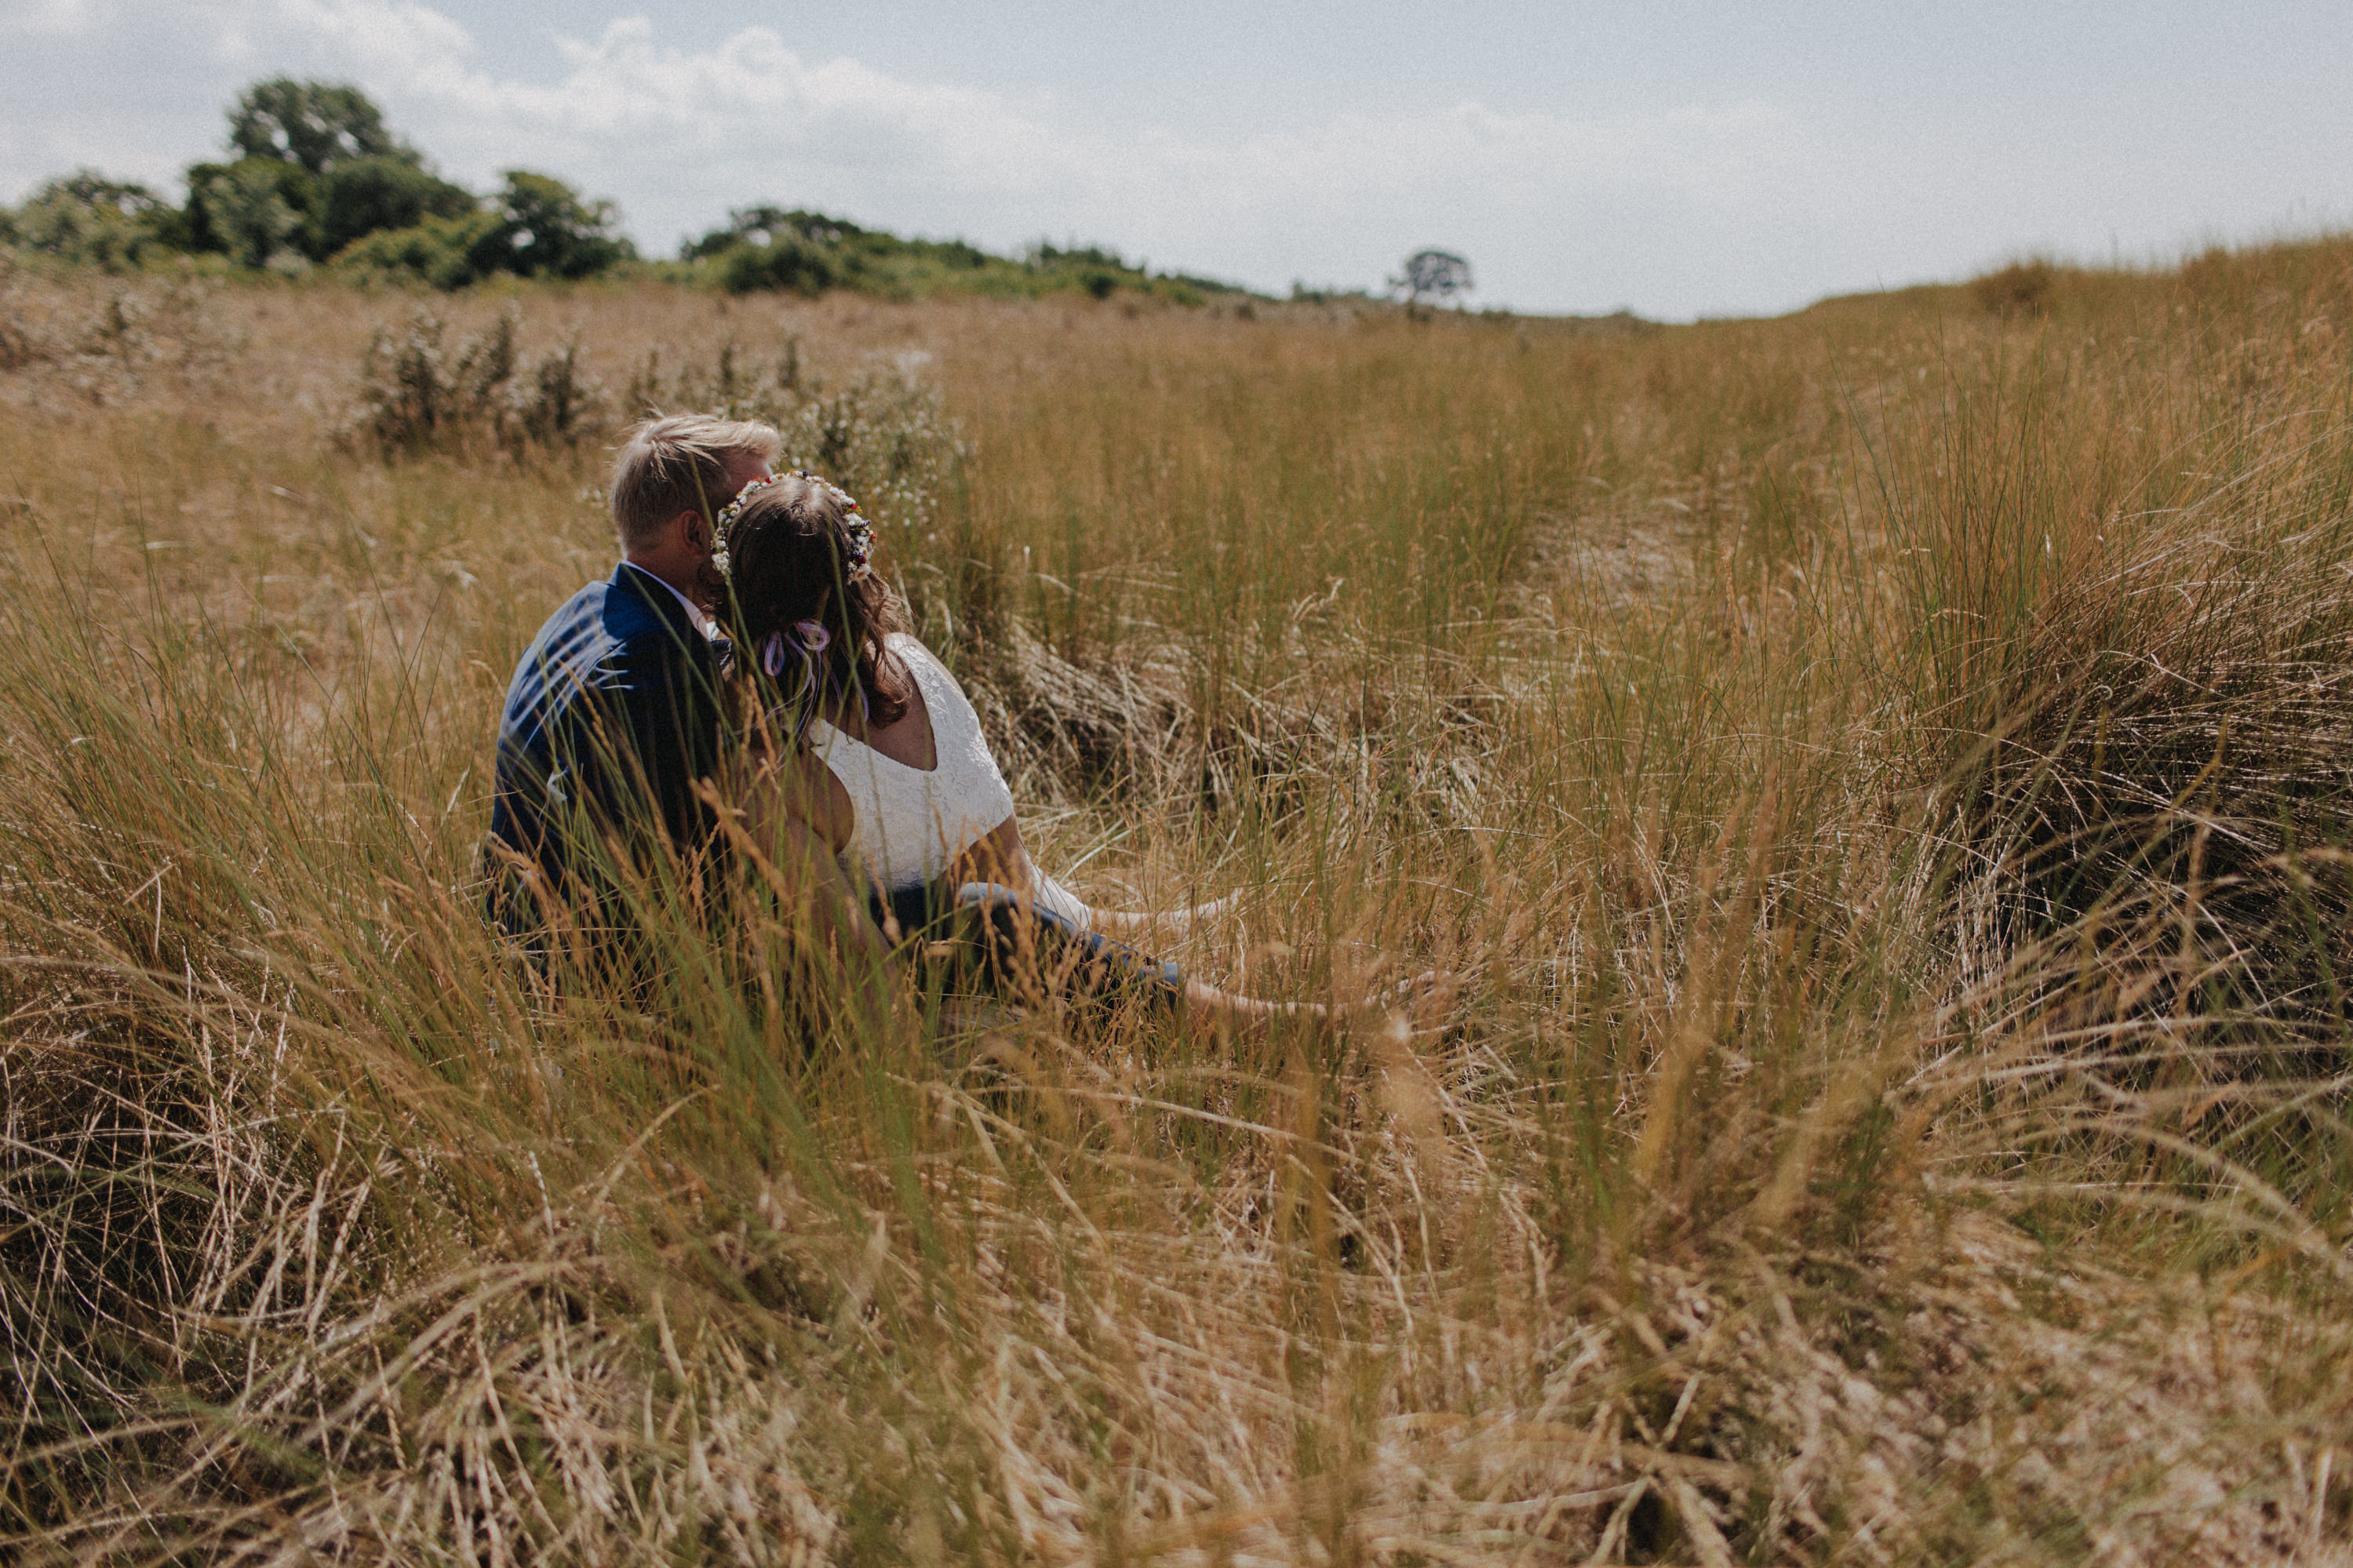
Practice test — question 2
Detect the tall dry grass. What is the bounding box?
[0,241,2350,1563]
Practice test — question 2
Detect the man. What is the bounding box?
[485,413,777,942]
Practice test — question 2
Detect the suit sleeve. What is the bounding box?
[613,630,728,856]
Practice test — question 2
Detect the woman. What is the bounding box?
[716,469,1372,1021]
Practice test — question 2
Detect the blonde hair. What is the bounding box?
[609,414,783,550]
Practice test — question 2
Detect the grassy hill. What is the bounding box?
[0,236,2350,1562]
[673,206,1257,305]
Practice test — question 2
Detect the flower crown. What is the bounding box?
[712,469,872,582]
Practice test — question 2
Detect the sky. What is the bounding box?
[2,0,2348,319]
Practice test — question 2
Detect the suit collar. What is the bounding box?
[611,562,732,667]
[614,561,704,635]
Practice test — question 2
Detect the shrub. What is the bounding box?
[188,157,308,269]
[0,264,31,372]
[683,205,865,262]
[349,306,608,457]
[510,337,606,448]
[717,234,841,296]
[618,337,961,541]
[684,209,1234,303]
[337,174,629,289]
[490,171,630,280]
[314,155,475,259]
[773,362,965,532]
[351,307,507,453]
[5,172,174,271]
[690,207,872,296]
[1971,257,2059,317]
[334,209,509,289]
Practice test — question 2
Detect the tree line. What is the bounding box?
[3,80,628,287]
[1,78,1250,304]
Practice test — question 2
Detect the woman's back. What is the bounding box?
[805,634,1014,895]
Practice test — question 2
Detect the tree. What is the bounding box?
[229,78,408,175]
[683,206,867,261]
[490,172,629,279]
[337,172,631,289]
[187,158,306,268]
[1390,249,1473,311]
[219,79,472,261]
[315,156,475,259]
[6,79,630,284]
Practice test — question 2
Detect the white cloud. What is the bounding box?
[262,0,475,78]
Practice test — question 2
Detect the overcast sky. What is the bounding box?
[3,0,2347,318]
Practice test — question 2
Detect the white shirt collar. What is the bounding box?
[620,561,719,639]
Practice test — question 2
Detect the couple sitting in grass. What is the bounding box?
[486,413,1386,1021]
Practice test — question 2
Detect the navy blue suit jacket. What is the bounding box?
[486,563,731,927]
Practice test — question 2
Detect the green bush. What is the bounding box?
[716,234,842,296]
[685,213,1238,303]
[335,209,509,289]
[491,171,631,280]
[682,205,862,261]
[15,81,621,285]
[693,208,868,296]
[185,157,309,268]
[333,173,629,291]
[191,80,478,266]
[315,156,475,259]
[5,172,174,270]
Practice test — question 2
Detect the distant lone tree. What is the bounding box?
[1390,249,1473,311]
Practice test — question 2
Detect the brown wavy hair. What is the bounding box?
[720,473,910,726]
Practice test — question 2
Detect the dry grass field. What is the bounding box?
[2,239,2352,1564]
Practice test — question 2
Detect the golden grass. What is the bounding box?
[0,240,2351,1563]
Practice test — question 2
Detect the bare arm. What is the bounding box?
[947,815,1381,1024]
[947,815,1235,937]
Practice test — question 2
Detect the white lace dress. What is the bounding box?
[806,634,1090,928]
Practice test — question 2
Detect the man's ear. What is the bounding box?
[672,508,712,557]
